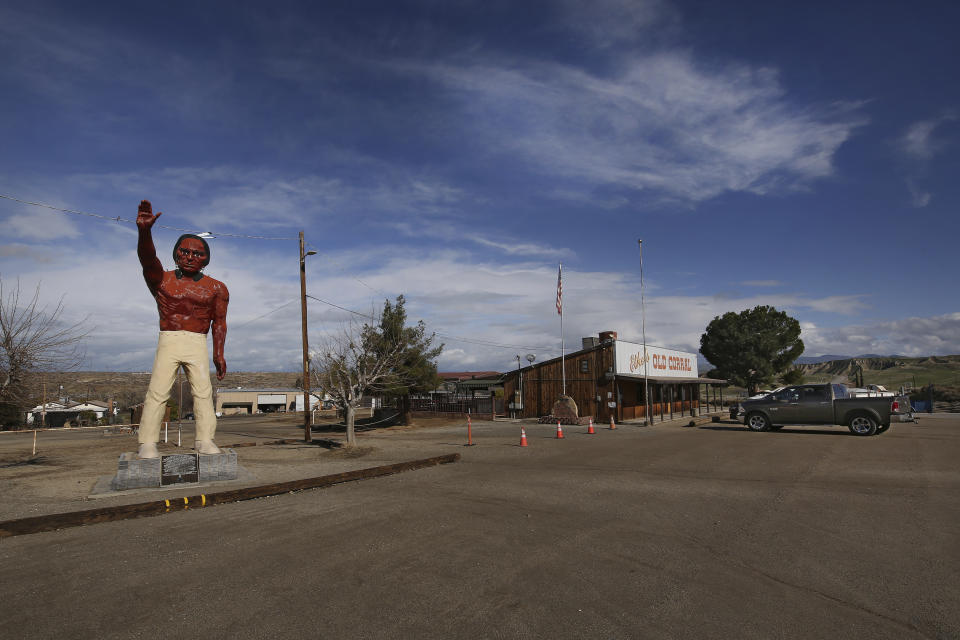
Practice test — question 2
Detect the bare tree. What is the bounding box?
[0,277,88,414]
[311,319,406,446]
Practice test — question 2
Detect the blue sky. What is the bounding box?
[1,0,958,373]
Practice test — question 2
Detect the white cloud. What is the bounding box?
[906,179,932,208]
[741,280,782,287]
[900,112,957,160]
[64,163,468,235]
[557,0,676,47]
[411,50,866,204]
[0,211,81,241]
[386,220,570,259]
[801,313,960,358]
[899,114,956,207]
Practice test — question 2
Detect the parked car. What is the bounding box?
[731,383,911,436]
[847,384,896,398]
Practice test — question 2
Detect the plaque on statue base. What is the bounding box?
[109,449,238,491]
[162,453,199,485]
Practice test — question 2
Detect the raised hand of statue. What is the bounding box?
[136,200,162,230]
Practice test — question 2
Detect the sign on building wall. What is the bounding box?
[294,394,322,411]
[614,340,698,379]
[257,394,288,406]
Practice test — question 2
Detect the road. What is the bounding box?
[1,416,958,639]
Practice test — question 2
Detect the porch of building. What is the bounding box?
[615,377,728,424]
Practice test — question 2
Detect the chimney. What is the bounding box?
[599,330,618,343]
[582,336,600,350]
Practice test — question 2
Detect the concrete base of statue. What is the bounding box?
[107,449,238,491]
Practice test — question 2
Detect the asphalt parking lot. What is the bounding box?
[1,414,957,639]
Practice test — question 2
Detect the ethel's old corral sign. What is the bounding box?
[615,340,699,379]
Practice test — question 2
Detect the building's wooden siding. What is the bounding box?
[503,342,725,421]
[503,344,615,420]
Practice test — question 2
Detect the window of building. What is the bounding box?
[579,358,589,373]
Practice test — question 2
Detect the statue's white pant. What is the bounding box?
[139,331,217,444]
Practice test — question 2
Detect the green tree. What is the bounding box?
[781,368,805,385]
[312,296,442,445]
[700,305,804,394]
[371,296,443,424]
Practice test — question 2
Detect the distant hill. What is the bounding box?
[795,353,902,364]
[796,355,960,393]
[795,354,851,364]
[21,371,301,411]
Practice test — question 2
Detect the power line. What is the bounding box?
[233,299,299,329]
[304,243,390,297]
[305,294,551,351]
[305,294,376,320]
[433,332,550,352]
[0,193,297,241]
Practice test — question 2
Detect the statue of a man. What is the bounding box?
[135,200,229,459]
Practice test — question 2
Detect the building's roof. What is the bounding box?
[27,401,111,412]
[69,400,109,409]
[615,372,727,384]
[27,402,67,412]
[216,388,304,393]
[439,371,501,381]
[66,401,109,410]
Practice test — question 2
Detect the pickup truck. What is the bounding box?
[732,383,910,436]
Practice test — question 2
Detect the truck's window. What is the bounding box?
[801,386,827,401]
[832,384,849,399]
[774,387,799,402]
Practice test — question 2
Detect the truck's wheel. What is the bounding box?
[848,414,878,436]
[746,413,770,432]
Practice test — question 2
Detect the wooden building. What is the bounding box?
[501,331,727,423]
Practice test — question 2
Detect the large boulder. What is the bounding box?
[551,395,579,419]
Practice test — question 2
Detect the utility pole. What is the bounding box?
[515,355,521,418]
[638,239,651,425]
[299,231,316,442]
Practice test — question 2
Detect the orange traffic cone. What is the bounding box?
[556,420,565,439]
[520,427,528,447]
[587,418,595,434]
[609,415,617,430]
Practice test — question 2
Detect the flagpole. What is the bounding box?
[559,263,566,395]
[638,240,650,425]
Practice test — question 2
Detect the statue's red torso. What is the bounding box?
[153,271,228,334]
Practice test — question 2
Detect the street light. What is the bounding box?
[300,231,317,442]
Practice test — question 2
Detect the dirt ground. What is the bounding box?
[0,413,461,522]
[1,413,956,639]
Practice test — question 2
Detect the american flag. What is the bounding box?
[556,263,562,315]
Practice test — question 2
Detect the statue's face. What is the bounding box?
[175,238,208,275]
